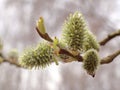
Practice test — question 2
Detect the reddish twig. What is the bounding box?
[99,30,120,45]
[36,27,53,42]
[100,50,120,64]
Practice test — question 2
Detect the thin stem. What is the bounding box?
[3,59,22,68]
[36,27,53,42]
[0,52,23,68]
[99,30,120,45]
[59,48,83,62]
[100,50,120,64]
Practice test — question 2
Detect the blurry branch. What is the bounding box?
[99,30,120,45]
[100,50,120,64]
[0,50,23,68]
[3,58,22,68]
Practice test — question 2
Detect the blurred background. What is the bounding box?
[0,0,120,90]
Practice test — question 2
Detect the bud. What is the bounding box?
[36,17,46,34]
[53,37,59,50]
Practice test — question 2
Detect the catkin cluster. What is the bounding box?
[62,11,100,76]
[62,11,99,53]
[20,11,100,73]
[83,31,100,52]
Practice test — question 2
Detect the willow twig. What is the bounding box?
[99,30,120,45]
[3,59,22,68]
[36,27,53,42]
[100,50,120,64]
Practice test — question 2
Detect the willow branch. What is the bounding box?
[100,50,120,64]
[59,48,83,62]
[35,18,120,64]
[3,59,22,68]
[36,26,120,64]
[99,30,120,45]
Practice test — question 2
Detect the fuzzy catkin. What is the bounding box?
[19,42,55,69]
[62,11,100,53]
[83,31,100,52]
[62,11,88,52]
[83,49,100,76]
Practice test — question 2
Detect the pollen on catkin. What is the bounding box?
[83,31,100,52]
[62,11,88,52]
[19,42,56,69]
[83,49,100,76]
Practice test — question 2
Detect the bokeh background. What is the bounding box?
[0,0,120,90]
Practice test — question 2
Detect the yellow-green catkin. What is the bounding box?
[83,49,100,77]
[62,11,100,54]
[83,30,100,52]
[62,11,88,52]
[19,42,56,69]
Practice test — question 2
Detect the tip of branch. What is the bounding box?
[36,27,53,42]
